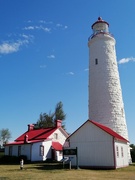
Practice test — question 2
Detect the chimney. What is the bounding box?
[28,124,34,131]
[55,120,62,128]
[24,134,28,143]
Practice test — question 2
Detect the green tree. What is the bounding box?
[0,128,11,145]
[54,101,66,129]
[35,101,66,129]
[36,112,54,128]
[130,144,135,162]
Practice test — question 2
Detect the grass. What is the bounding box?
[0,163,135,180]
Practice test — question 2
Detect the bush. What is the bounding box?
[130,144,135,162]
[0,155,18,164]
[0,155,27,164]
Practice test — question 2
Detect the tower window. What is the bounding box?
[95,58,98,65]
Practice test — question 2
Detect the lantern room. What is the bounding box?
[91,17,109,35]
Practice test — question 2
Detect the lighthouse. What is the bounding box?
[88,17,129,140]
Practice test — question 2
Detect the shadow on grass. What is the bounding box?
[130,163,135,166]
[32,162,69,170]
[30,162,135,171]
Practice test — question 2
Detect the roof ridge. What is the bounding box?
[89,120,128,142]
[33,127,56,140]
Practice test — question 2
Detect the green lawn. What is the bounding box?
[0,163,135,180]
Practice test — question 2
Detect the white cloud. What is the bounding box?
[56,23,68,30]
[64,25,68,29]
[0,42,20,54]
[118,57,135,64]
[39,20,53,24]
[23,20,67,32]
[84,68,89,71]
[24,26,35,30]
[24,25,51,32]
[41,27,51,32]
[56,23,63,27]
[47,54,55,59]
[0,39,29,54]
[40,65,46,68]
[67,72,74,75]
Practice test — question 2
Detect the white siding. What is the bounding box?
[5,144,31,160]
[114,141,129,168]
[31,140,52,161]
[69,122,114,168]
[21,144,31,160]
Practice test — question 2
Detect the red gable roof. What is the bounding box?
[67,120,128,143]
[5,120,68,147]
[90,120,128,142]
[15,127,57,142]
[52,142,63,151]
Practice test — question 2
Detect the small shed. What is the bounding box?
[66,120,129,169]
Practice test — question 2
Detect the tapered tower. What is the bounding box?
[88,17,129,140]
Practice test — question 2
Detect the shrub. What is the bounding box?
[0,155,18,164]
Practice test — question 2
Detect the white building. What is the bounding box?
[66,120,129,169]
[5,120,69,162]
[88,17,129,140]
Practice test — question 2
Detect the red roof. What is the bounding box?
[90,120,128,142]
[4,127,58,146]
[5,120,68,147]
[68,120,128,143]
[15,127,57,142]
[52,142,63,151]
[91,17,109,29]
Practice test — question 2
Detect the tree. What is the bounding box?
[35,101,66,129]
[130,144,135,162]
[0,128,11,145]
[36,112,54,128]
[54,101,66,129]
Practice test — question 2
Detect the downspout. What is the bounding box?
[113,137,116,169]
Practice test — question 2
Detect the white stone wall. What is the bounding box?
[88,33,129,140]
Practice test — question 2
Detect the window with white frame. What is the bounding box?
[121,146,124,157]
[40,145,44,156]
[116,146,119,157]
[54,133,58,139]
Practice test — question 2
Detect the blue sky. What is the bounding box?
[0,0,135,144]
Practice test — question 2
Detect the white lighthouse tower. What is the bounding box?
[88,17,129,140]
